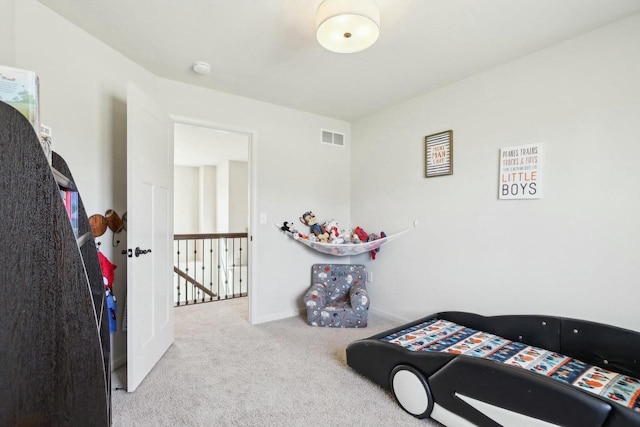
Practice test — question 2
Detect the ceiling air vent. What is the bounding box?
[321,129,345,147]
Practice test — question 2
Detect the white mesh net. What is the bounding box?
[279,222,416,256]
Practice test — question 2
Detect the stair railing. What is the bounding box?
[173,233,248,306]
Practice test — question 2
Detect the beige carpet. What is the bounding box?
[112,298,440,426]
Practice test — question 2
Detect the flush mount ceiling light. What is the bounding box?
[316,0,380,54]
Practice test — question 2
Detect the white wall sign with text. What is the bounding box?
[498,143,542,200]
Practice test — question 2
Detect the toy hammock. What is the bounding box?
[277,221,417,256]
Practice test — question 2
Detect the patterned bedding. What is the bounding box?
[381,318,640,411]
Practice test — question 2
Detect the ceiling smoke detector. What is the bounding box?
[192,61,211,75]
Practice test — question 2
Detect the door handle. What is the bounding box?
[135,247,152,257]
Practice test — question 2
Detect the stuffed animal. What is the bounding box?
[344,226,361,243]
[367,231,387,260]
[323,219,344,244]
[354,226,369,243]
[340,226,359,244]
[323,219,338,235]
[300,211,330,243]
[280,221,297,234]
[330,230,344,244]
[367,233,380,260]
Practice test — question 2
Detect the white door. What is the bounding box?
[126,82,174,392]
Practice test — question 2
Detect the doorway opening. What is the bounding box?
[172,122,251,309]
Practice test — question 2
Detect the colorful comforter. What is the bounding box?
[381,318,640,411]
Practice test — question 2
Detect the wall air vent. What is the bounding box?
[321,129,345,147]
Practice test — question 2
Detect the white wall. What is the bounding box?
[158,78,351,323]
[12,0,162,369]
[0,0,15,66]
[173,166,199,234]
[10,1,351,333]
[174,164,220,235]
[18,0,636,350]
[174,165,219,234]
[228,161,248,232]
[200,166,216,233]
[216,161,230,232]
[216,160,249,233]
[352,14,640,332]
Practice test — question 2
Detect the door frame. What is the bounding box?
[171,115,258,324]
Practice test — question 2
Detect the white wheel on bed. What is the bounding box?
[390,365,433,419]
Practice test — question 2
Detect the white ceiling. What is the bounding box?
[174,123,249,167]
[38,0,640,121]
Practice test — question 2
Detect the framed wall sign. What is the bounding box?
[425,130,453,178]
[498,143,543,199]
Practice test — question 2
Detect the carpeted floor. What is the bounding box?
[111,298,440,426]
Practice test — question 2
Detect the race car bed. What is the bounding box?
[346,312,640,427]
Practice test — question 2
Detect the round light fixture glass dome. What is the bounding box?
[316,0,380,54]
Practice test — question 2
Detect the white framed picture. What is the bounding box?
[499,143,542,199]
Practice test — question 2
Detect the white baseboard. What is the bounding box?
[369,306,412,324]
[252,308,303,324]
[252,305,410,326]
[112,353,126,371]
[251,307,304,325]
